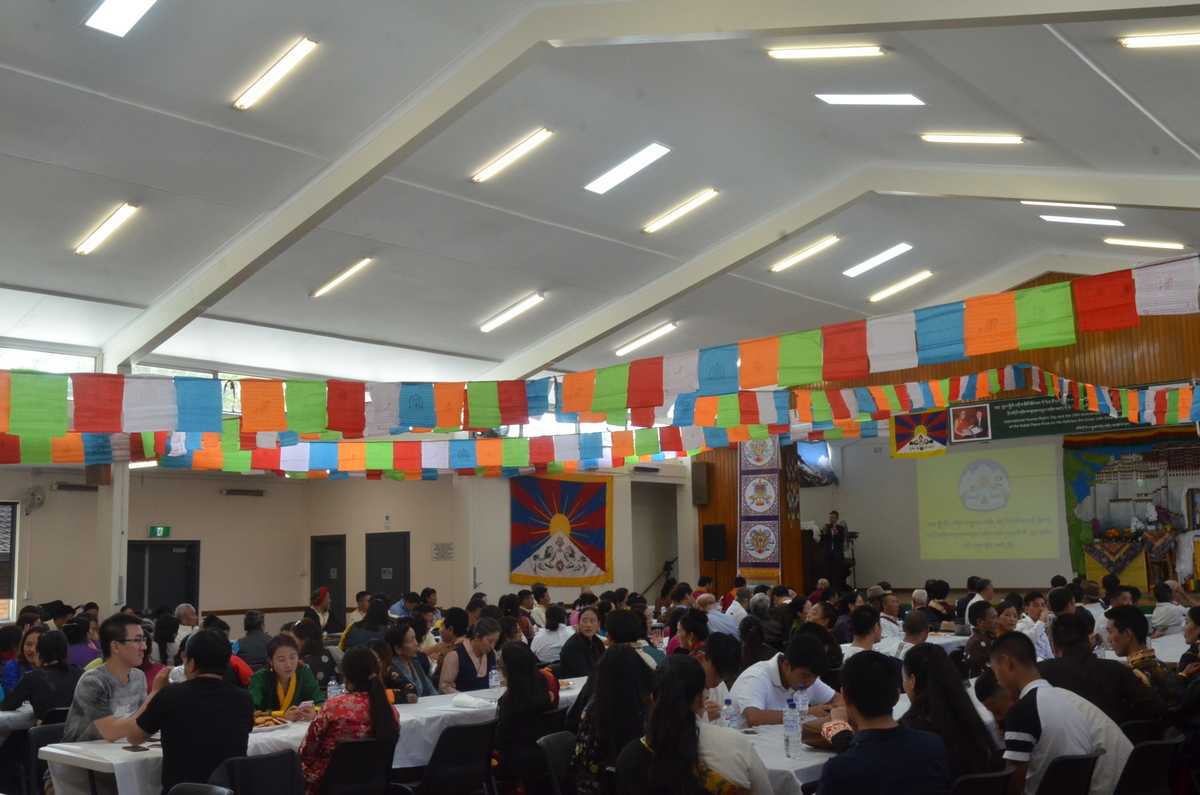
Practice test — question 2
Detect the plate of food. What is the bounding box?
[558,680,573,688]
[252,712,290,731]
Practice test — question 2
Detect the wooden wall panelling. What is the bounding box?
[694,447,739,595]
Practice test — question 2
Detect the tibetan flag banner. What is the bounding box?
[778,330,823,386]
[821,320,868,381]
[1015,282,1077,350]
[239,380,287,432]
[70,374,124,433]
[963,293,1018,356]
[739,336,780,389]
[890,410,948,458]
[1134,256,1200,315]
[866,313,918,373]
[9,372,68,439]
[914,303,967,365]
[510,474,613,586]
[1072,270,1139,332]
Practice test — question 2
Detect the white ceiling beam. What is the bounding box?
[480,164,1200,379]
[98,0,1200,371]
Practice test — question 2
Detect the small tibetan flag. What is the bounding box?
[498,381,530,426]
[240,379,287,432]
[1072,270,1139,332]
[327,380,366,438]
[433,382,464,429]
[1015,282,1077,350]
[592,364,631,414]
[697,345,739,397]
[465,382,501,429]
[529,437,555,464]
[794,390,813,423]
[250,447,281,471]
[1134,256,1200,315]
[672,393,696,427]
[739,336,780,389]
[820,320,868,381]
[553,435,580,463]
[663,351,699,397]
[659,426,684,452]
[9,372,68,439]
[963,293,1018,356]
[286,380,328,434]
[579,433,604,460]
[778,329,823,386]
[365,442,394,471]
[71,374,124,433]
[222,451,253,473]
[915,303,967,365]
[694,396,719,427]
[0,434,19,465]
[449,439,477,469]
[702,427,729,449]
[810,391,833,423]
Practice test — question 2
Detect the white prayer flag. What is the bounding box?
[680,426,705,451]
[866,313,918,373]
[366,382,401,436]
[663,350,700,396]
[553,434,580,463]
[256,432,278,449]
[280,443,310,471]
[110,434,130,463]
[1134,256,1200,315]
[756,392,778,425]
[168,431,188,457]
[421,441,449,470]
[839,389,859,418]
[122,376,178,432]
[904,382,925,411]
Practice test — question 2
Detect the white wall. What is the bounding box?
[799,436,1073,590]
[629,481,680,597]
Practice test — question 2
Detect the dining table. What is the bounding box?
[0,703,36,749]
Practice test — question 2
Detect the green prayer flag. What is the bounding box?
[221,450,253,472]
[1015,282,1076,350]
[1045,373,1057,397]
[748,424,769,440]
[881,385,901,412]
[10,372,67,438]
[716,394,741,428]
[502,437,529,467]
[1166,390,1180,425]
[384,470,405,481]
[286,380,328,433]
[823,428,844,440]
[466,382,501,428]
[777,330,823,386]
[433,427,461,434]
[318,431,342,441]
[988,369,1001,394]
[592,364,630,414]
[221,418,241,452]
[547,462,565,474]
[810,391,833,422]
[634,428,660,455]
[606,411,627,427]
[365,443,393,470]
[937,379,951,407]
[20,436,53,464]
[140,432,155,458]
[287,472,309,479]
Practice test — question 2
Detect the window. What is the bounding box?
[131,365,213,379]
[0,348,94,373]
[0,501,16,608]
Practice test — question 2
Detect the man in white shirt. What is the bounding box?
[968,579,995,613]
[729,634,841,727]
[842,605,881,661]
[726,587,751,624]
[174,604,198,641]
[879,593,903,639]
[890,611,930,661]
[528,586,551,628]
[347,591,371,626]
[1016,591,1045,636]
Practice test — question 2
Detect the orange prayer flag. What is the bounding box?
[694,396,719,427]
[51,433,85,463]
[726,425,751,443]
[794,390,813,423]
[481,466,503,478]
[928,381,947,407]
[611,431,635,458]
[201,432,221,449]
[476,438,503,467]
[561,372,595,414]
[299,433,322,441]
[0,370,9,433]
[1126,391,1139,423]
[338,442,367,471]
[307,469,330,479]
[738,336,780,390]
[867,386,890,413]
[239,379,287,432]
[963,293,1018,356]
[561,461,579,473]
[433,382,465,428]
[840,424,862,438]
[1086,384,1100,412]
[192,449,223,470]
[577,411,608,423]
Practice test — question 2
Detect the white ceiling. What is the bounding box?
[1,1,1199,382]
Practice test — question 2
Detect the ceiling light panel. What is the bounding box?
[1104,238,1186,250]
[843,243,913,277]
[76,204,137,255]
[1119,33,1200,48]
[234,38,318,110]
[643,189,718,233]
[920,134,1024,144]
[870,271,933,302]
[616,323,677,356]
[1039,215,1124,227]
[480,293,545,333]
[310,257,373,298]
[471,128,553,183]
[816,94,924,105]
[584,144,671,194]
[768,46,884,59]
[84,0,157,37]
[770,236,840,272]
[1020,201,1116,210]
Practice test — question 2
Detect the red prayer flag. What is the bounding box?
[826,390,852,420]
[326,381,366,438]
[0,434,19,464]
[821,320,869,381]
[630,407,656,428]
[154,431,170,456]
[71,373,124,433]
[394,441,422,471]
[529,437,555,464]
[239,431,256,451]
[498,381,530,426]
[250,447,281,471]
[628,357,664,408]
[1072,270,1140,333]
[659,427,683,452]
[366,471,383,481]
[738,392,761,425]
[895,385,913,412]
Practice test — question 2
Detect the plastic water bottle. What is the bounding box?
[488,665,502,689]
[795,685,810,722]
[783,699,801,759]
[326,678,341,698]
[720,699,737,729]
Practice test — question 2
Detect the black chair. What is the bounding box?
[168,785,234,795]
[536,731,576,795]
[1033,750,1104,795]
[1112,736,1184,795]
[952,767,1015,795]
[316,738,395,795]
[209,749,305,795]
[41,708,70,725]
[800,782,819,795]
[528,707,568,739]
[28,722,65,795]
[391,719,497,795]
[820,667,841,693]
[1119,719,1157,746]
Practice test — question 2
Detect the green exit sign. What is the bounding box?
[148,526,171,538]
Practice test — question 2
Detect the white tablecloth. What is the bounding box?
[43,679,586,795]
[0,704,36,749]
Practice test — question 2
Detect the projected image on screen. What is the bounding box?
[918,444,1060,560]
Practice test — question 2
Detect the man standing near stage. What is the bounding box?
[821,511,848,591]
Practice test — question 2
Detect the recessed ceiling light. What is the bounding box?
[480,293,545,333]
[471,128,553,183]
[84,0,158,36]
[1119,32,1200,48]
[129,460,158,469]
[870,270,933,302]
[1104,238,1186,250]
[616,323,677,356]
[770,235,840,272]
[1020,200,1117,210]
[643,189,718,233]
[1040,215,1125,227]
[768,46,885,59]
[75,204,137,255]
[843,243,913,277]
[310,258,373,298]
[816,94,924,105]
[920,134,1024,144]
[234,38,318,110]
[584,143,671,194]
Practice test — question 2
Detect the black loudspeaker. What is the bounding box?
[703,524,727,562]
[692,461,709,506]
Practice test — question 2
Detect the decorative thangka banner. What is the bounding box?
[738,438,781,584]
[509,473,613,587]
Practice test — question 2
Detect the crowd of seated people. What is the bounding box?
[3,571,1200,795]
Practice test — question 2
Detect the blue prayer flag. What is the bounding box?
[579,433,604,460]
[854,387,877,416]
[696,345,739,397]
[672,393,697,427]
[399,384,436,429]
[161,451,193,468]
[702,427,730,448]
[184,431,204,452]
[420,469,440,481]
[914,303,967,365]
[774,391,791,424]
[449,439,477,469]
[308,442,339,470]
[82,433,113,465]
[175,377,223,432]
[526,378,551,417]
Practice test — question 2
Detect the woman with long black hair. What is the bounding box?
[494,642,560,795]
[572,644,653,794]
[0,630,83,721]
[616,655,771,795]
[300,645,400,795]
[737,616,773,672]
[341,598,392,650]
[152,614,180,666]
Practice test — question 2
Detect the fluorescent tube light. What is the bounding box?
[75,204,137,255]
[310,258,373,298]
[234,38,318,110]
[1039,215,1124,227]
[816,94,924,105]
[480,293,545,333]
[769,46,884,59]
[920,134,1024,144]
[1104,238,1186,250]
[770,235,840,272]
[129,460,158,469]
[616,323,677,357]
[1120,33,1200,48]
[84,0,157,36]
[585,143,671,194]
[1021,200,1116,210]
[471,128,553,182]
[843,243,913,277]
[643,189,718,233]
[870,271,932,302]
